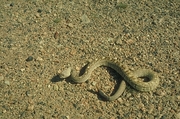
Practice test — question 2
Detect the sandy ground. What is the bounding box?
[0,0,180,119]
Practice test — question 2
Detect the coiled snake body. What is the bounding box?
[59,59,159,101]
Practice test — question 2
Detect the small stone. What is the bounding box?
[155,89,166,96]
[177,95,180,100]
[75,66,81,71]
[37,9,42,13]
[91,81,97,86]
[54,31,58,39]
[35,13,40,18]
[88,85,93,90]
[10,3,14,7]
[124,102,130,106]
[107,37,114,42]
[125,39,134,44]
[26,56,33,62]
[115,38,123,45]
[28,99,33,104]
[2,109,6,113]
[117,98,123,103]
[5,80,10,85]
[27,105,34,111]
[104,86,111,89]
[36,57,43,61]
[59,86,64,91]
[48,84,51,88]
[70,49,76,55]
[26,90,33,97]
[53,85,59,91]
[67,23,73,28]
[20,68,25,72]
[117,109,123,115]
[80,14,90,24]
[125,93,132,98]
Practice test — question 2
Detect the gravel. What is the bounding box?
[0,0,179,118]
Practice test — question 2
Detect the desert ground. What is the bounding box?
[0,0,179,119]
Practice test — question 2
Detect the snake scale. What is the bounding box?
[59,59,159,101]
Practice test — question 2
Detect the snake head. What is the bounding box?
[59,67,72,78]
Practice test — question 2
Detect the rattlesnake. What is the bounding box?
[59,59,159,101]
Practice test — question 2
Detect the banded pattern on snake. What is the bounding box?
[59,59,159,101]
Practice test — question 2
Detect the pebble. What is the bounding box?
[107,37,114,42]
[177,95,180,100]
[54,31,58,39]
[3,109,7,113]
[125,39,134,44]
[125,93,132,98]
[20,68,25,72]
[10,3,14,7]
[155,89,166,96]
[80,14,90,24]
[58,86,64,92]
[36,56,43,61]
[37,9,42,13]
[67,23,73,28]
[124,102,130,106]
[115,38,123,45]
[91,81,97,86]
[117,98,123,104]
[35,13,40,18]
[0,1,179,118]
[47,84,51,88]
[27,105,34,111]
[5,80,10,85]
[104,86,111,89]
[70,49,76,55]
[53,84,59,91]
[26,56,33,62]
[26,90,33,97]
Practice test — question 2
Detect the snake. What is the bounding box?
[59,59,159,101]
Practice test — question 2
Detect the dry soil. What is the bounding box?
[0,0,180,119]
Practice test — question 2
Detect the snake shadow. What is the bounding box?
[87,67,125,101]
[51,74,77,84]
